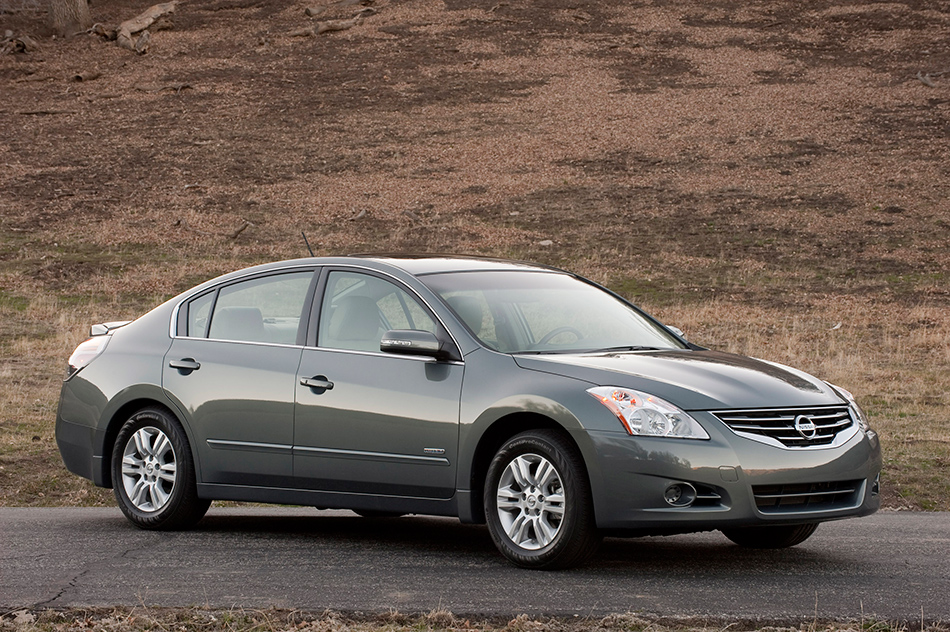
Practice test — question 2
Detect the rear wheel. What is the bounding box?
[721,523,818,548]
[484,429,600,569]
[112,407,210,530]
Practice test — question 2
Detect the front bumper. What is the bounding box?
[586,411,882,533]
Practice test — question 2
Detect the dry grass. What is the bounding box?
[1,607,946,632]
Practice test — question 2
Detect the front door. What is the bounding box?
[293,270,462,498]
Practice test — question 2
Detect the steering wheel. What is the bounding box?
[537,326,584,346]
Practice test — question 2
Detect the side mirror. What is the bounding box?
[380,330,450,359]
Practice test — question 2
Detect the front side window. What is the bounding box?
[319,271,436,352]
[203,271,313,344]
[422,271,684,354]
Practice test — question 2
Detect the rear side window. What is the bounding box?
[184,271,314,344]
[187,291,215,338]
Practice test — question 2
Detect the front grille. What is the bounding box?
[713,405,854,448]
[753,480,863,514]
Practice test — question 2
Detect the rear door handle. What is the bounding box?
[169,358,201,371]
[300,377,333,390]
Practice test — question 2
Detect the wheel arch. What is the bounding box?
[465,411,588,524]
[98,398,192,488]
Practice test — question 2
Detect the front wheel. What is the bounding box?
[484,430,600,569]
[721,523,819,548]
[111,407,210,530]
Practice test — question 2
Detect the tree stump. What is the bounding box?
[49,0,93,38]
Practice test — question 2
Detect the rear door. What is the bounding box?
[163,269,316,487]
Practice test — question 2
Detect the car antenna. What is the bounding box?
[301,231,315,256]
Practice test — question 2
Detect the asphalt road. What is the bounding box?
[2,508,948,623]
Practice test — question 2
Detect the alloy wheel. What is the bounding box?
[495,453,565,550]
[120,426,178,512]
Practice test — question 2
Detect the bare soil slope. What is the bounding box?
[1,0,948,508]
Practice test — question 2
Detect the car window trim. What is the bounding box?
[170,265,318,341]
[304,344,461,365]
[176,288,218,338]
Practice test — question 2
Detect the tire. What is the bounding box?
[721,523,819,549]
[484,429,600,569]
[111,407,210,530]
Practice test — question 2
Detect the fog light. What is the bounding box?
[664,483,697,507]
[871,474,880,496]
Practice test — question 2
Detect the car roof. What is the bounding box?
[174,255,569,302]
[350,254,566,276]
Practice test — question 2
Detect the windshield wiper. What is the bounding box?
[588,345,664,353]
[515,349,581,355]
[515,345,669,355]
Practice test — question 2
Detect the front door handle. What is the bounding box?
[300,376,334,390]
[169,358,201,372]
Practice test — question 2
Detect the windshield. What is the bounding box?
[421,270,685,354]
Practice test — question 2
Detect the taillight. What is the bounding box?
[66,336,110,379]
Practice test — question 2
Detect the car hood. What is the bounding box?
[513,349,843,411]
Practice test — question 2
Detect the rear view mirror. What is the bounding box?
[380,329,446,358]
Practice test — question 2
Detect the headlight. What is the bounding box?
[587,386,709,439]
[66,336,110,379]
[827,383,871,434]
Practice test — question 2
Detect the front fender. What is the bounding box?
[456,349,617,523]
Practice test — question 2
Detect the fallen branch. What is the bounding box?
[72,70,101,82]
[290,15,363,37]
[318,15,363,34]
[230,221,252,239]
[135,82,193,93]
[174,218,254,239]
[134,30,152,53]
[915,71,936,88]
[89,23,117,40]
[17,110,77,115]
[117,1,178,53]
[0,34,39,56]
[174,219,214,236]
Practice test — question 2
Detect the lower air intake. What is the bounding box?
[753,480,863,514]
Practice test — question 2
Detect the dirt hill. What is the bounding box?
[0,0,948,508]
